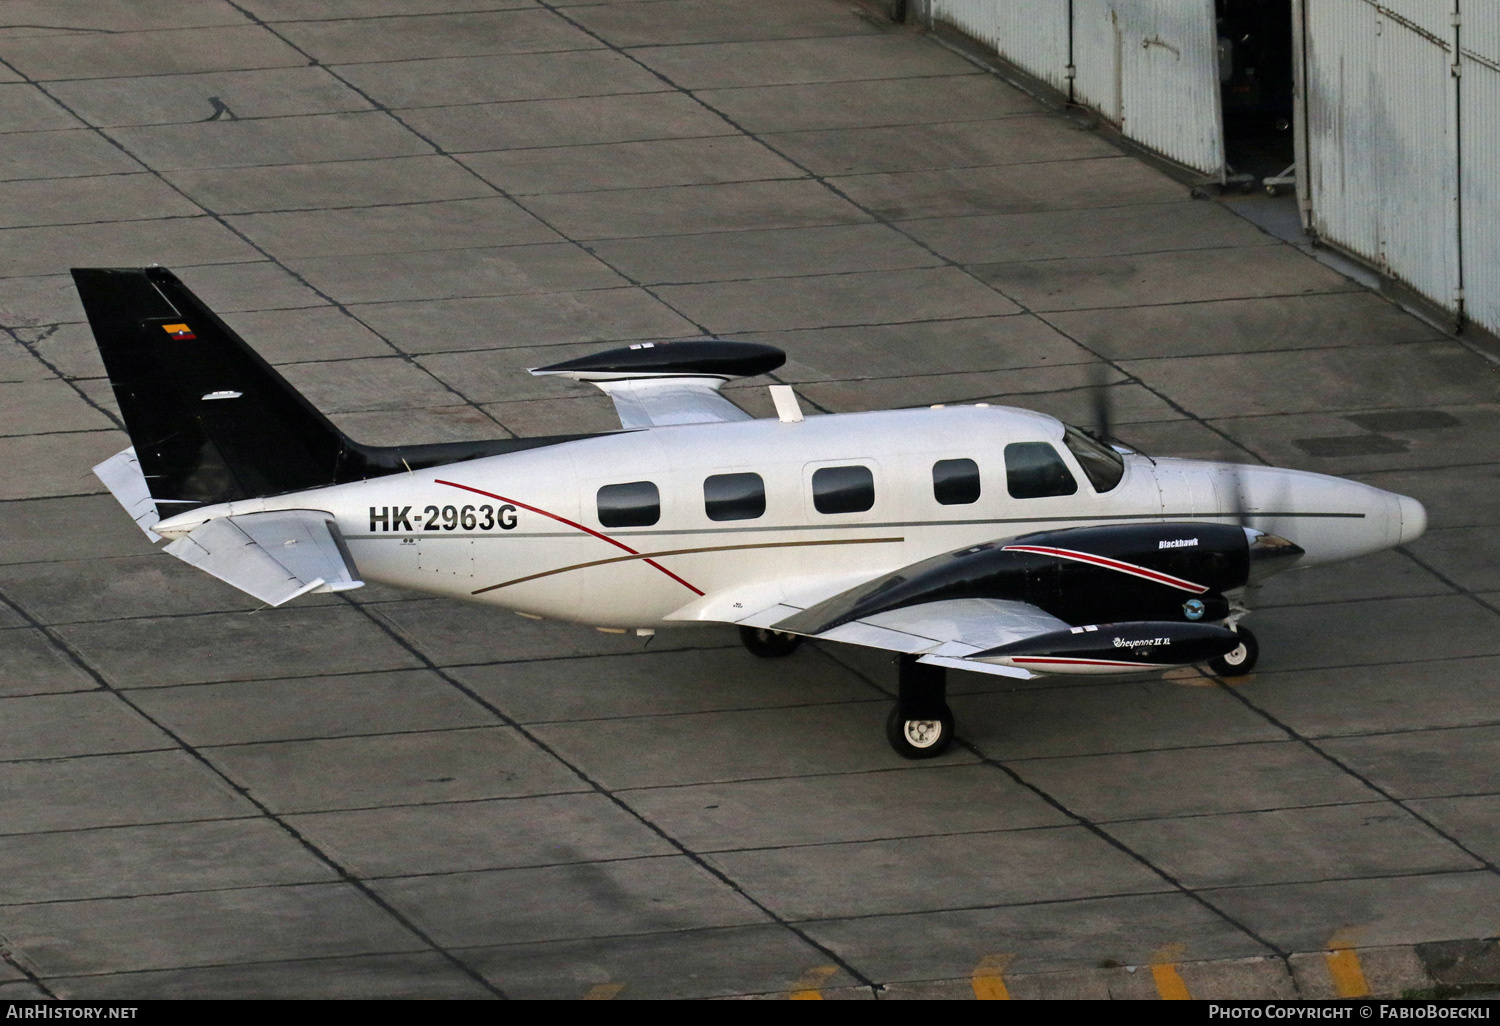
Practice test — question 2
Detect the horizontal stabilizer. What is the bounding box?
[164,509,363,607]
[92,446,161,541]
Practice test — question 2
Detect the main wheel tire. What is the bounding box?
[885,703,954,759]
[739,626,801,658]
[1208,627,1259,677]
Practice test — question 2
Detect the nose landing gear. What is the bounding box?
[886,655,954,759]
[1208,626,1259,676]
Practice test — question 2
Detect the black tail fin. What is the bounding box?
[73,267,597,509]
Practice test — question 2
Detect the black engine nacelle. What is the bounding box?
[973,620,1243,674]
[779,522,1299,636]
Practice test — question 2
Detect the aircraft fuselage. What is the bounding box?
[153,405,1426,629]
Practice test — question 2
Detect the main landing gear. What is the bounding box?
[738,631,955,758]
[1208,626,1259,677]
[739,626,802,658]
[886,655,954,759]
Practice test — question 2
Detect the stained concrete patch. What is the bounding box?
[372,855,768,947]
[532,701,975,791]
[45,66,375,129]
[620,764,1070,851]
[0,627,102,698]
[0,691,166,761]
[449,644,874,723]
[460,134,804,196]
[127,669,496,747]
[803,891,1270,982]
[0,750,253,836]
[201,725,585,814]
[0,883,423,977]
[1109,803,1481,889]
[167,155,494,216]
[48,952,494,1000]
[344,52,671,112]
[706,825,1168,920]
[1204,872,1500,953]
[463,923,856,999]
[288,792,676,877]
[57,605,424,689]
[0,818,336,904]
[1012,740,1376,823]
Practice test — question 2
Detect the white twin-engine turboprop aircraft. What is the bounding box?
[78,267,1427,757]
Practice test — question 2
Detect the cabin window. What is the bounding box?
[1004,442,1078,499]
[932,458,981,505]
[1062,426,1125,493]
[597,481,660,527]
[704,472,765,521]
[812,465,874,514]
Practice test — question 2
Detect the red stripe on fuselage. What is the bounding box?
[1001,544,1209,594]
[435,479,704,596]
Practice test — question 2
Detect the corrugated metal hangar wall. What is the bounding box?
[920,0,1500,338]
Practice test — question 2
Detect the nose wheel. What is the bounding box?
[1208,626,1259,676]
[887,655,953,759]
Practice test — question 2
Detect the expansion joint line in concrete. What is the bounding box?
[520,0,1272,441]
[813,640,1292,965]
[2,310,125,437]
[1396,544,1500,620]
[343,594,879,992]
[0,584,510,1001]
[0,52,516,444]
[1211,674,1500,882]
[213,0,745,433]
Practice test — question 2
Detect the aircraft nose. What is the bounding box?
[1398,494,1428,545]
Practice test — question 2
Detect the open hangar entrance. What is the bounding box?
[914,0,1500,338]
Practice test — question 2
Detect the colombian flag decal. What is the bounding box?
[163,323,195,340]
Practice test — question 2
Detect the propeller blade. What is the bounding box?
[1089,364,1113,442]
[1228,462,1251,529]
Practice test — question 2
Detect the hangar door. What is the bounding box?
[1459,2,1500,335]
[1300,0,1499,335]
[927,0,1227,178]
[1302,0,1462,317]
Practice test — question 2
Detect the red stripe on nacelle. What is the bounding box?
[1009,656,1166,668]
[1001,544,1209,594]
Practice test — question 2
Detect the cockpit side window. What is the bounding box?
[1004,442,1078,499]
[1062,425,1125,493]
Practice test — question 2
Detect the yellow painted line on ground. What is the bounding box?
[1151,943,1192,1000]
[1326,929,1371,998]
[789,965,838,1000]
[582,983,624,1000]
[971,953,1014,999]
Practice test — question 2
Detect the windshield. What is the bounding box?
[1062,425,1125,492]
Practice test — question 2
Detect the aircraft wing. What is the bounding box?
[679,582,1060,680]
[580,376,751,429]
[163,509,364,607]
[530,339,785,429]
[782,597,1062,679]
